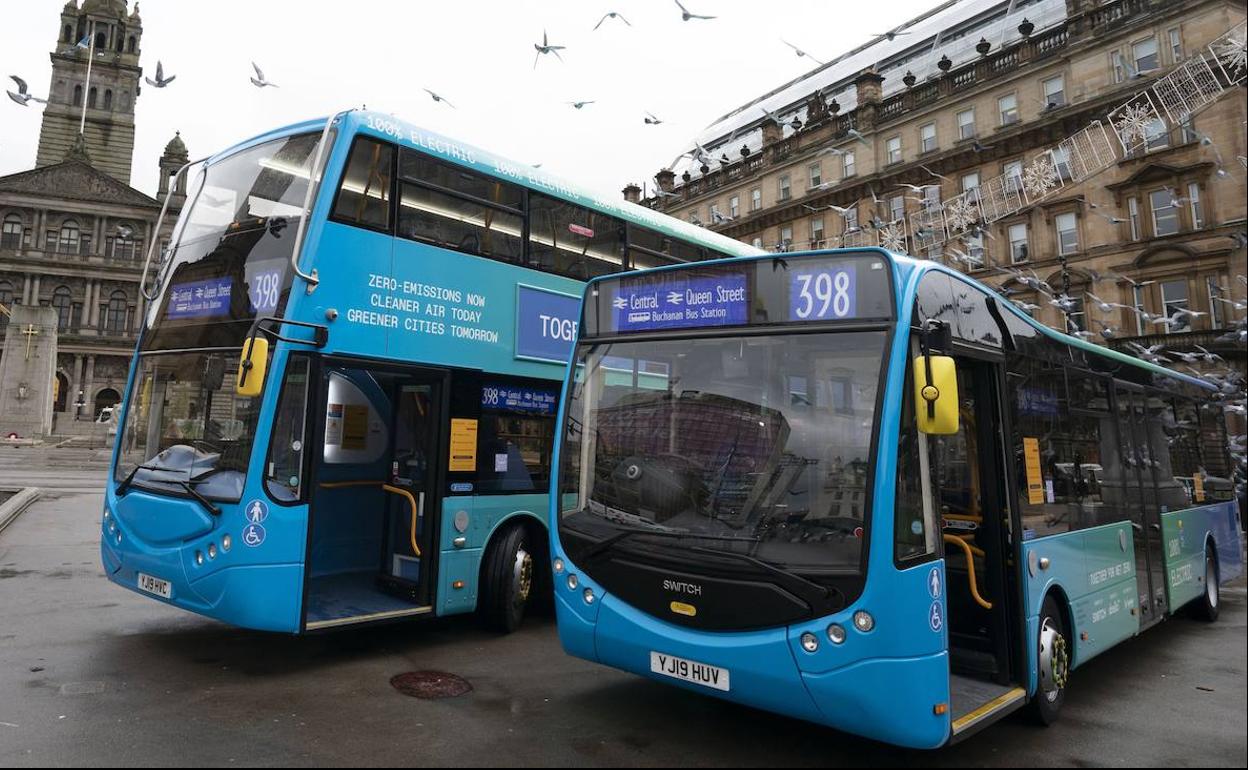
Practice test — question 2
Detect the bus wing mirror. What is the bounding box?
[913,355,959,435]
[236,336,270,397]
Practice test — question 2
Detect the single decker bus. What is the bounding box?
[550,247,1243,747]
[103,109,761,633]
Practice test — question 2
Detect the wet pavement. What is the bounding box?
[1,452,1245,767]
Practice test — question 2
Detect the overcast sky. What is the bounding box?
[2,0,936,200]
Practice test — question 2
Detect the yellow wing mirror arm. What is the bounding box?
[235,316,331,397]
[914,320,959,435]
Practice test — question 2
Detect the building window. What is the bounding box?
[689,209,701,224]
[1168,28,1182,62]
[998,94,1019,126]
[886,136,902,165]
[1051,145,1074,180]
[1008,223,1029,263]
[58,220,80,254]
[957,108,976,140]
[808,162,822,189]
[103,89,113,110]
[751,187,762,211]
[1133,37,1159,73]
[1128,197,1140,240]
[779,225,793,251]
[1187,182,1203,229]
[1055,212,1078,255]
[1065,295,1087,333]
[751,236,764,249]
[843,151,855,178]
[729,195,739,218]
[1160,279,1190,331]
[920,123,937,153]
[889,195,905,224]
[88,87,97,109]
[778,175,791,202]
[128,35,137,54]
[1003,160,1023,193]
[961,172,980,193]
[1042,76,1065,109]
[73,84,83,107]
[923,184,941,208]
[965,234,985,268]
[811,217,825,247]
[1111,51,1127,84]
[1144,118,1168,151]
[1207,276,1225,328]
[52,286,73,332]
[709,202,721,223]
[105,290,128,333]
[1,214,22,249]
[1150,189,1179,236]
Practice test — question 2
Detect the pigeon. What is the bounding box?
[593,11,631,30]
[760,106,785,126]
[920,163,952,182]
[874,29,912,41]
[145,61,176,88]
[6,75,46,106]
[644,111,663,125]
[423,88,455,108]
[567,100,595,110]
[250,62,277,88]
[534,30,566,69]
[847,128,871,146]
[970,140,994,153]
[782,40,824,66]
[675,0,715,21]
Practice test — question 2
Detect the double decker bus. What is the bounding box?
[103,109,761,633]
[550,248,1243,747]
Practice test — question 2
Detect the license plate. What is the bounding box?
[649,651,730,692]
[137,572,171,599]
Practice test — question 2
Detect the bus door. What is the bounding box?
[936,354,1022,722]
[1113,385,1168,626]
[303,362,445,630]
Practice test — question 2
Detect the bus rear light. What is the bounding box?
[207,543,217,560]
[853,611,875,633]
[194,551,204,566]
[452,580,465,590]
[826,624,846,644]
[800,632,819,653]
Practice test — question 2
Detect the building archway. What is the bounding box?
[94,388,121,421]
[54,372,70,412]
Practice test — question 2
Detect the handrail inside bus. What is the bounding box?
[139,156,209,302]
[318,480,421,558]
[943,533,992,610]
[289,109,351,295]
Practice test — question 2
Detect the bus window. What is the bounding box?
[528,194,625,279]
[895,341,938,563]
[397,182,524,264]
[1165,397,1205,504]
[332,138,393,230]
[265,356,311,502]
[914,271,958,330]
[399,149,524,210]
[627,225,698,267]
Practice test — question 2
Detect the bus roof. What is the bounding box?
[584,247,1215,393]
[206,110,766,262]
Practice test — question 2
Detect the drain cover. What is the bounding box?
[390,671,472,699]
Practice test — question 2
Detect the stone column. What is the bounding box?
[21,274,31,305]
[134,290,146,332]
[70,354,84,420]
[30,275,41,305]
[88,281,100,328]
[83,355,96,419]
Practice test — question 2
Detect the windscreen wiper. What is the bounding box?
[581,526,757,563]
[176,481,222,517]
[685,545,840,609]
[116,462,184,496]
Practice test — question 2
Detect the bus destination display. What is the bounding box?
[788,263,857,321]
[166,277,233,320]
[609,273,748,333]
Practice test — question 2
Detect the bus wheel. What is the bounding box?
[1029,594,1069,726]
[479,524,535,633]
[1190,548,1220,623]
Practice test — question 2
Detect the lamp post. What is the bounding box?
[73,390,86,421]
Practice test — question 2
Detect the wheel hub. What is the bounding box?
[1038,616,1069,700]
[513,548,533,603]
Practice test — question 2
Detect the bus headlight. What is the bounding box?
[826,624,847,644]
[194,551,204,566]
[800,632,819,653]
[567,574,579,590]
[583,588,595,604]
[553,558,564,574]
[222,535,232,552]
[853,610,875,633]
[207,543,217,560]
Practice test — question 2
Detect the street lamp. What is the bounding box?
[73,390,86,420]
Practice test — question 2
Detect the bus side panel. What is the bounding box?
[1161,501,1244,611]
[435,496,547,616]
[801,652,951,749]
[1020,521,1139,688]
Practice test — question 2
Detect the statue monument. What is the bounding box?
[0,305,60,439]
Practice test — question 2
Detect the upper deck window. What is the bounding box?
[332,138,393,230]
[528,193,625,279]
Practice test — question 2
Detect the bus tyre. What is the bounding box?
[479,524,535,634]
[1190,549,1219,623]
[1029,594,1069,726]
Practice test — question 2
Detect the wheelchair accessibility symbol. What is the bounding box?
[929,601,943,633]
[244,499,269,524]
[242,523,266,548]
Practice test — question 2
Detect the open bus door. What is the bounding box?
[301,360,447,631]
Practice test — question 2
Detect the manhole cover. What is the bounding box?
[390,671,472,699]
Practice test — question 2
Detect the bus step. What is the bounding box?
[950,646,999,676]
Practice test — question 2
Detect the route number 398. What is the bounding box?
[792,270,852,320]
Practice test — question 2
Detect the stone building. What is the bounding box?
[0,0,188,434]
[639,0,1246,374]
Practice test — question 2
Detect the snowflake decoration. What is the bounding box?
[878,220,908,254]
[944,194,980,233]
[1022,154,1060,201]
[1114,102,1157,149]
[1209,24,1246,83]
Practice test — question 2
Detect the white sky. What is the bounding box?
[2,0,936,200]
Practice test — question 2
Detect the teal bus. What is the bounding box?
[550,248,1243,747]
[102,109,762,633]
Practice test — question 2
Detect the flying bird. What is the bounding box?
[644,111,663,125]
[422,88,455,108]
[534,30,566,68]
[675,0,715,21]
[567,100,596,109]
[874,29,912,41]
[6,75,46,106]
[846,128,871,146]
[920,164,952,182]
[250,62,278,88]
[594,11,631,30]
[145,60,176,88]
[782,40,824,65]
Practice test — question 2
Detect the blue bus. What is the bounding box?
[550,248,1243,747]
[102,109,761,633]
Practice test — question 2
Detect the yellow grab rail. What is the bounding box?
[943,534,992,610]
[318,480,422,558]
